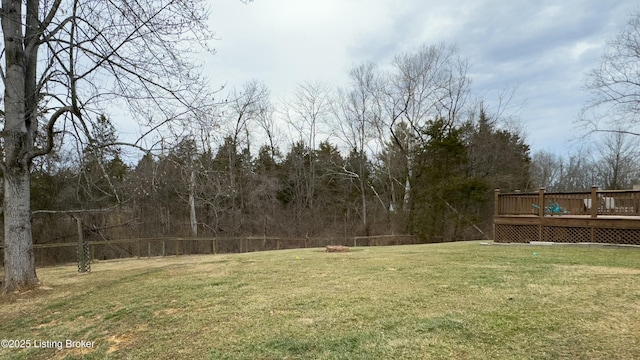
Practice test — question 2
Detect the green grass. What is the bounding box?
[1,242,640,359]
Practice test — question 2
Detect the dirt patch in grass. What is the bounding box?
[154,308,181,317]
[106,332,137,354]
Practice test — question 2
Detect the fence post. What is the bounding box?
[538,187,545,242]
[493,189,500,242]
[76,217,90,273]
[148,241,151,259]
[76,217,84,272]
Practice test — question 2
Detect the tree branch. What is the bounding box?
[26,106,78,161]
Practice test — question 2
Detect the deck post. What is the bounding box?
[538,187,546,217]
[538,187,545,242]
[493,189,500,241]
[590,186,598,242]
[590,186,598,219]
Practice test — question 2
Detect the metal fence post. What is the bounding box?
[76,217,90,273]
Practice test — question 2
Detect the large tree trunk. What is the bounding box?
[2,0,40,291]
[3,168,38,291]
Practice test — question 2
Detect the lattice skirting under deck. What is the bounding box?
[494,224,537,243]
[594,228,640,245]
[495,224,640,245]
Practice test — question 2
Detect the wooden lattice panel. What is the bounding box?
[594,228,640,245]
[542,226,590,243]
[495,224,537,243]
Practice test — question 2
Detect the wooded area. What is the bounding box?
[23,104,529,250]
[0,42,531,267]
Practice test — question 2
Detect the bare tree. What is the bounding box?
[581,11,640,136]
[254,97,280,163]
[384,43,471,211]
[225,80,271,152]
[332,63,384,228]
[554,149,598,192]
[283,80,332,210]
[390,43,470,143]
[1,0,217,291]
[530,151,563,190]
[220,81,270,219]
[187,145,199,237]
[594,131,640,189]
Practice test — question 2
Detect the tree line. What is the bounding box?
[30,109,529,244]
[29,40,640,250]
[29,44,531,246]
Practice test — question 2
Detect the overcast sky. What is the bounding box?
[205,0,639,155]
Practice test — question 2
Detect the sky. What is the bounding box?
[205,0,639,155]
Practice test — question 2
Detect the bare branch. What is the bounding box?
[580,11,640,135]
[26,105,78,161]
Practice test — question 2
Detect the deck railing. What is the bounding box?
[494,186,640,218]
[493,187,640,245]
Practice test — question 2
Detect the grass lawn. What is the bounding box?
[1,241,640,359]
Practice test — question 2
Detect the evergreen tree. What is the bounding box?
[410,118,489,240]
[77,115,128,207]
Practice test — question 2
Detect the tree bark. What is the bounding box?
[3,163,38,292]
[189,166,198,237]
[1,0,40,291]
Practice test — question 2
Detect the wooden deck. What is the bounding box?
[493,187,640,245]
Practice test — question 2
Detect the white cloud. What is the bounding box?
[569,40,603,60]
[204,0,639,154]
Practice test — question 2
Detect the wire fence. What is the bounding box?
[0,235,425,270]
